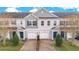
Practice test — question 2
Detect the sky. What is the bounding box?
[0,0,79,7]
[0,7,79,13]
[0,0,79,13]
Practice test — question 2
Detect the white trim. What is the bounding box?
[24,14,39,20]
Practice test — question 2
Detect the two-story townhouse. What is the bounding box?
[25,8,60,40]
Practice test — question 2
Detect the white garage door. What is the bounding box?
[40,33,49,39]
[27,33,37,39]
[67,33,72,40]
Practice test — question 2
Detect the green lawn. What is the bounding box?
[54,41,79,51]
[0,44,22,51]
[0,40,24,51]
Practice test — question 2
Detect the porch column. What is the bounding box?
[64,32,67,40]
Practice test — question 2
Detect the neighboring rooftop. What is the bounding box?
[0,12,79,18]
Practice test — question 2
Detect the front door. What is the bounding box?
[53,32,57,39]
[11,31,16,39]
[20,32,24,39]
[61,31,64,38]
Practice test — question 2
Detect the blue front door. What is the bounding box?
[20,32,24,38]
[53,32,57,38]
[61,31,64,38]
[12,31,16,39]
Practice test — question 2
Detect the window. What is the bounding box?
[21,21,22,25]
[65,21,72,26]
[27,21,31,26]
[54,21,56,26]
[27,20,37,26]
[33,21,37,26]
[60,21,65,26]
[0,21,9,25]
[47,21,50,26]
[4,21,9,25]
[0,21,3,25]
[11,20,16,25]
[41,21,44,26]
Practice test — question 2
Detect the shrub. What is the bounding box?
[12,32,19,46]
[55,33,63,47]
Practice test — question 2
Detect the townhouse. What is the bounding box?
[0,8,79,40]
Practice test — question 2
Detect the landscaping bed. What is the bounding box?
[54,41,79,51]
[0,40,24,51]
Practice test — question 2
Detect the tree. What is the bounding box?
[12,32,19,46]
[55,33,63,47]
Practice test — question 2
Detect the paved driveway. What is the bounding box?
[20,40,37,51]
[20,39,55,51]
[39,40,55,51]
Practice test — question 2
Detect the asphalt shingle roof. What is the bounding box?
[0,12,79,18]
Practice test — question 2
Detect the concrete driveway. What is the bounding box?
[39,40,55,51]
[20,39,55,51]
[20,40,37,51]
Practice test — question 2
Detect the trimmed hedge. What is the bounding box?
[12,32,19,46]
[55,33,63,47]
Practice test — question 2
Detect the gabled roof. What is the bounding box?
[24,14,39,20]
[0,9,79,18]
[33,8,58,18]
[0,12,30,18]
[53,12,79,18]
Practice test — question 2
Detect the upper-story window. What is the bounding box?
[60,21,65,26]
[27,20,37,26]
[41,21,44,26]
[33,21,37,26]
[5,21,9,25]
[27,21,31,26]
[60,21,72,26]
[47,21,50,26]
[0,21,9,25]
[11,20,16,25]
[65,21,73,26]
[0,21,4,25]
[54,21,57,26]
[21,21,22,25]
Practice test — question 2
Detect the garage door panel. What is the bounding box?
[28,33,37,39]
[67,33,72,39]
[40,33,49,39]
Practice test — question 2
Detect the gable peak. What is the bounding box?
[33,8,58,17]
